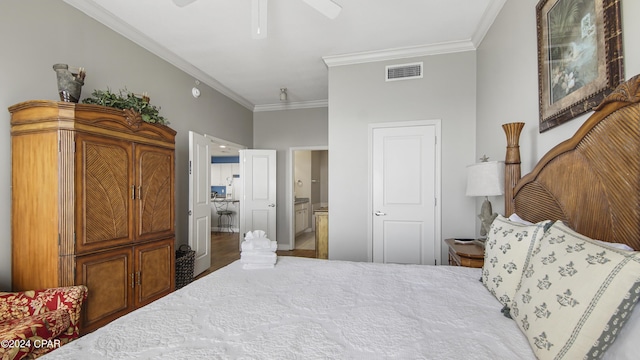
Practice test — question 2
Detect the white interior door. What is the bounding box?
[188,131,211,276]
[371,122,440,265]
[240,149,277,242]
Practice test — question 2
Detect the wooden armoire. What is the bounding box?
[9,100,176,334]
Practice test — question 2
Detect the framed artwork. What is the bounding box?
[536,0,624,132]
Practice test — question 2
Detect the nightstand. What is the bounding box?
[445,238,485,268]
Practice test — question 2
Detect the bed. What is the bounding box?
[40,74,640,360]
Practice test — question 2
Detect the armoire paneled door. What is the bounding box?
[9,100,176,334]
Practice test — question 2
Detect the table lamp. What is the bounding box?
[466,157,505,238]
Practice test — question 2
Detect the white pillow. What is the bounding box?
[508,213,534,225]
[510,221,640,360]
[481,214,550,307]
[603,303,640,360]
[593,239,635,251]
[509,214,634,252]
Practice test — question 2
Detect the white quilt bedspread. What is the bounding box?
[42,257,534,359]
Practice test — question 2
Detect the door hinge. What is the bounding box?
[189,161,192,175]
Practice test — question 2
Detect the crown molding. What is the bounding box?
[64,0,507,111]
[322,40,476,68]
[63,0,254,110]
[471,0,507,47]
[253,99,328,112]
[322,0,507,68]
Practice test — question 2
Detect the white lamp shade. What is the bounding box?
[466,161,505,197]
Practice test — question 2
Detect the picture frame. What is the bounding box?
[536,0,624,132]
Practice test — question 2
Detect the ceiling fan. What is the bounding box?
[172,0,342,39]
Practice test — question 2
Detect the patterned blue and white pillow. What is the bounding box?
[481,215,550,307]
[511,221,640,360]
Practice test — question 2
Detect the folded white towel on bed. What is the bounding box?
[240,251,277,270]
[241,251,277,264]
[242,263,275,270]
[241,240,277,252]
[244,230,267,240]
[241,230,277,270]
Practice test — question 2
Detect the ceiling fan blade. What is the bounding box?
[173,0,197,7]
[251,0,268,39]
[301,0,342,19]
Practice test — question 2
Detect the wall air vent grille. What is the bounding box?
[385,62,423,81]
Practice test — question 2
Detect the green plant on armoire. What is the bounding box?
[82,88,168,125]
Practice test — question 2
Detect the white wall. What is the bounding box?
[0,0,253,290]
[253,107,328,248]
[294,151,312,200]
[476,0,640,217]
[327,52,478,262]
[312,150,329,206]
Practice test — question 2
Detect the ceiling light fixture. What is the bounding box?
[192,80,201,98]
[280,88,288,101]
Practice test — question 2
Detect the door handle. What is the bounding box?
[268,204,276,207]
[374,211,387,216]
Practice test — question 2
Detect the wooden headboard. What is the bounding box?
[503,74,640,250]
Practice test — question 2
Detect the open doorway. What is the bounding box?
[205,135,246,252]
[210,157,240,233]
[289,147,328,251]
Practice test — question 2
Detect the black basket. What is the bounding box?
[175,244,195,289]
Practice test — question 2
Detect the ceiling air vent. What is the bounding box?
[385,62,423,81]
